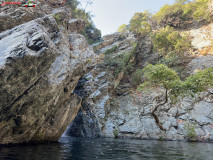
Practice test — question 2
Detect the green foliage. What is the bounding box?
[106,51,132,77]
[66,0,91,21]
[65,0,101,44]
[182,68,213,95]
[129,11,152,36]
[113,129,119,138]
[159,136,165,141]
[139,64,213,103]
[184,0,211,22]
[66,0,80,11]
[152,25,191,55]
[126,63,134,74]
[117,24,128,34]
[170,68,213,101]
[82,22,102,44]
[139,64,180,90]
[53,14,62,25]
[132,69,143,86]
[86,59,92,64]
[155,0,211,26]
[105,56,126,77]
[101,44,137,77]
[184,122,197,139]
[158,54,183,67]
[154,3,183,25]
[104,46,118,55]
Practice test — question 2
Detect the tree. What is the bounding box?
[129,11,152,37]
[139,64,213,131]
[139,64,180,130]
[65,0,102,44]
[82,22,101,44]
[117,24,128,34]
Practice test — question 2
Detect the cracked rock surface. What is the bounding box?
[0,3,96,145]
[69,26,213,142]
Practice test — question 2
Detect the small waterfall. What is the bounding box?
[61,122,74,137]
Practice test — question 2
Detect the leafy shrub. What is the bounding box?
[113,129,119,138]
[139,64,213,102]
[184,122,197,140]
[125,63,134,74]
[101,44,137,77]
[105,57,126,77]
[138,64,213,130]
[182,68,213,95]
[155,0,211,27]
[117,24,128,34]
[152,25,191,56]
[53,14,61,25]
[170,67,213,102]
[132,69,143,86]
[104,46,118,55]
[154,3,183,25]
[82,23,102,44]
[104,52,131,77]
[184,0,211,22]
[129,11,152,37]
[139,64,180,91]
[158,52,185,69]
[65,0,101,44]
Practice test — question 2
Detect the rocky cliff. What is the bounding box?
[0,2,97,145]
[68,22,213,142]
[1,0,213,145]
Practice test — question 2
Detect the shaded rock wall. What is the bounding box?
[68,32,137,137]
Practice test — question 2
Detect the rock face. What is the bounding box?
[188,23,213,50]
[68,32,137,137]
[0,3,97,145]
[98,89,213,141]
[1,1,213,145]
[69,23,213,142]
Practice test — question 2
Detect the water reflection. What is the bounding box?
[0,137,213,160]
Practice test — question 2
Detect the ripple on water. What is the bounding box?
[0,137,213,160]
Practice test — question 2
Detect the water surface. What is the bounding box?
[0,137,213,160]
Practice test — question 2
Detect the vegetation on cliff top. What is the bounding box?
[66,0,101,44]
[155,0,212,27]
[116,0,213,87]
[118,0,212,34]
[129,11,152,37]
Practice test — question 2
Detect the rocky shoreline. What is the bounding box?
[1,0,213,145]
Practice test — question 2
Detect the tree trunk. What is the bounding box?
[152,88,168,131]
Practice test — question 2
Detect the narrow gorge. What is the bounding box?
[1,0,213,147]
